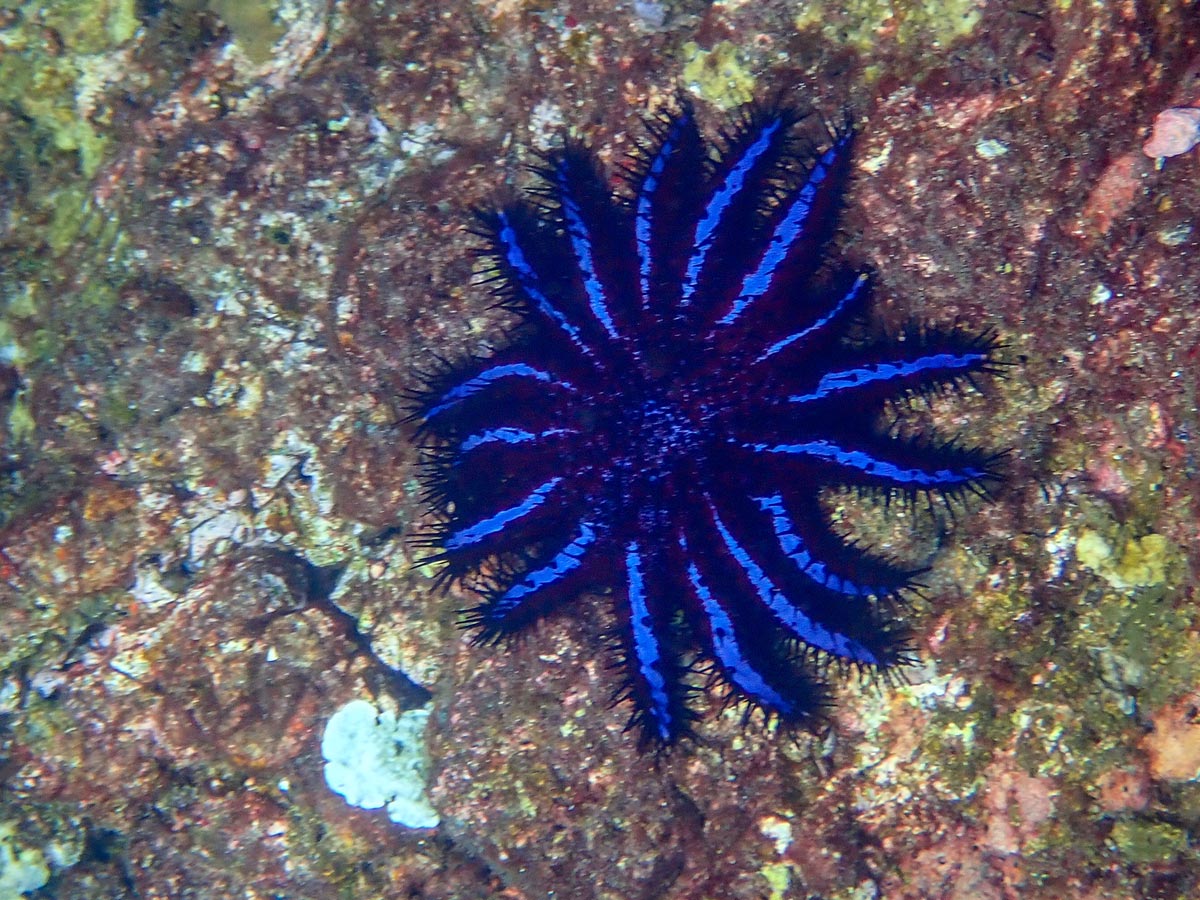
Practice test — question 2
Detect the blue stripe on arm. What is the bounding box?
[752,274,867,363]
[496,212,596,358]
[425,363,572,419]
[718,140,843,327]
[789,351,988,404]
[444,477,563,551]
[458,427,574,455]
[681,117,784,304]
[745,440,986,488]
[490,521,598,617]
[707,500,880,664]
[556,164,621,341]
[755,493,873,598]
[635,114,688,308]
[681,535,795,715]
[625,542,674,742]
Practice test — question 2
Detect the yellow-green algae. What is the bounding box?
[760,860,792,900]
[173,0,286,64]
[793,0,983,52]
[680,41,756,108]
[0,0,139,177]
[1075,528,1171,591]
[6,395,35,445]
[0,177,131,516]
[0,0,135,397]
[0,0,283,347]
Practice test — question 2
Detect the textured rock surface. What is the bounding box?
[2,1,1200,898]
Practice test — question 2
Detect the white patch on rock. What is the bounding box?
[0,823,50,897]
[321,699,439,829]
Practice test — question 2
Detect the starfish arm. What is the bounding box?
[750,273,869,366]
[628,102,707,312]
[419,360,575,423]
[713,129,856,331]
[464,517,602,638]
[477,207,611,363]
[680,108,805,315]
[701,496,886,664]
[738,435,999,500]
[612,541,695,746]
[441,477,565,552]
[752,492,915,599]
[786,328,1001,408]
[679,531,824,723]
[544,146,643,343]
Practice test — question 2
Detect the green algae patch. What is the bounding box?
[1064,519,1194,712]
[210,0,284,63]
[1009,560,1197,783]
[910,483,1194,811]
[921,682,1008,795]
[172,0,285,64]
[7,396,35,445]
[680,41,756,108]
[1079,585,1198,712]
[47,185,94,255]
[1109,819,1188,866]
[36,0,139,49]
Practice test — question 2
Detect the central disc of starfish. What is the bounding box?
[635,392,698,481]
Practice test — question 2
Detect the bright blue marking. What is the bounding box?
[755,493,875,598]
[497,212,594,357]
[427,363,572,419]
[707,499,879,663]
[492,521,597,613]
[557,166,620,340]
[626,542,673,741]
[753,274,867,363]
[458,427,573,455]
[680,534,793,713]
[681,117,784,304]
[745,440,984,487]
[789,351,987,404]
[718,141,840,327]
[636,116,687,307]
[445,477,563,550]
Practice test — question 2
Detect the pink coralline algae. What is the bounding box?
[1142,106,1200,158]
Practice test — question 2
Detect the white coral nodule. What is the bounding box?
[321,699,439,829]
